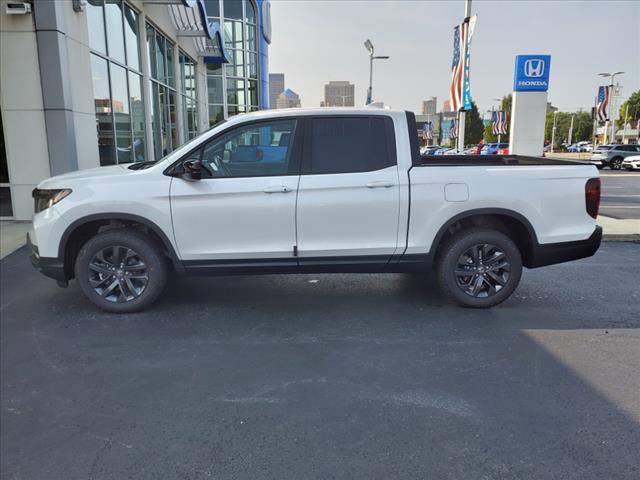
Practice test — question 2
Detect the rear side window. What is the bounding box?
[309,116,396,174]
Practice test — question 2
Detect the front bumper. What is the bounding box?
[27,233,66,282]
[527,226,603,268]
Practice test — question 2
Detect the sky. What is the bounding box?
[268,0,640,113]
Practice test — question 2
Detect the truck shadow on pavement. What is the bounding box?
[1,245,639,480]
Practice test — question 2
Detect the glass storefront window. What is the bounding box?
[225,49,244,77]
[209,105,224,126]
[87,1,107,54]
[147,22,178,159]
[88,1,145,165]
[0,113,13,217]
[227,78,245,105]
[224,20,244,49]
[123,5,140,70]
[248,79,258,107]
[180,52,198,140]
[90,55,115,165]
[245,0,256,24]
[105,0,126,64]
[224,0,243,20]
[129,72,146,162]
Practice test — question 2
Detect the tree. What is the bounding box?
[618,90,640,127]
[501,94,512,114]
[544,111,593,147]
[464,101,485,145]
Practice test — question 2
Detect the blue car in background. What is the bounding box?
[481,143,509,155]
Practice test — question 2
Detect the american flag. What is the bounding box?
[492,111,508,135]
[596,86,610,121]
[450,17,474,112]
[449,119,459,139]
[422,121,434,141]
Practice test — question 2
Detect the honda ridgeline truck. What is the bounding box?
[29,109,602,312]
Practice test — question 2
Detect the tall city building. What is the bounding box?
[276,89,301,109]
[443,100,452,112]
[324,81,355,107]
[269,73,285,109]
[422,97,437,116]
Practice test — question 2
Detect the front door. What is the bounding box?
[296,115,401,261]
[170,118,301,261]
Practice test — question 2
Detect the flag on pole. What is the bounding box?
[450,16,477,112]
[422,121,434,141]
[596,86,610,121]
[492,111,508,135]
[449,119,459,139]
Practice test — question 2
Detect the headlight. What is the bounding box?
[32,189,72,213]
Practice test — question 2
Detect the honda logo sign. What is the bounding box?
[524,59,545,78]
[514,55,551,92]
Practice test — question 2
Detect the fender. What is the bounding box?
[428,207,539,260]
[58,213,184,274]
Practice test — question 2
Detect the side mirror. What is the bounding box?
[181,159,202,181]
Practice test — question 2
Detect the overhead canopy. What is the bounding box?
[156,0,228,63]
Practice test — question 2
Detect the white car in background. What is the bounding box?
[622,155,640,171]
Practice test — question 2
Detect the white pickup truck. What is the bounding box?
[29,108,602,312]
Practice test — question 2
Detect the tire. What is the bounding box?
[74,228,168,313]
[610,157,623,170]
[596,164,604,170]
[436,228,523,308]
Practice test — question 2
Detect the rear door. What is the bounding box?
[296,115,401,262]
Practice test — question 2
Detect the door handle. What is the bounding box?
[263,185,292,194]
[366,181,394,189]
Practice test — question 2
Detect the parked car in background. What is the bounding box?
[434,147,453,155]
[622,155,640,170]
[420,145,441,156]
[481,143,509,155]
[591,144,640,169]
[28,108,602,312]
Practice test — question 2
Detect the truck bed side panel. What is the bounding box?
[407,165,599,255]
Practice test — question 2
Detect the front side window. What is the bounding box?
[309,117,396,174]
[198,119,297,178]
[88,0,145,165]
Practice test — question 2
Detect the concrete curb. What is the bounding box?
[602,234,640,242]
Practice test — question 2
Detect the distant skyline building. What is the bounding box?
[324,81,355,106]
[269,73,285,109]
[276,89,301,109]
[422,97,437,116]
[442,99,452,112]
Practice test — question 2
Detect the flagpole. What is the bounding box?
[457,0,472,153]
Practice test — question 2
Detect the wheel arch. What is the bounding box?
[58,213,183,280]
[431,208,539,268]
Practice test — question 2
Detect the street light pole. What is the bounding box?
[364,39,389,105]
[551,111,558,152]
[456,0,472,152]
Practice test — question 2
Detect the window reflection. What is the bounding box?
[123,5,140,70]
[91,55,115,166]
[105,0,126,64]
[87,0,106,54]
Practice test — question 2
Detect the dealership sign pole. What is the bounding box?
[509,54,551,156]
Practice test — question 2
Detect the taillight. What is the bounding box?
[585,178,601,219]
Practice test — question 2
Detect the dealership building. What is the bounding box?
[0,0,271,220]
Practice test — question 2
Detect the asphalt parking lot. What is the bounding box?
[1,243,639,480]
[599,171,639,219]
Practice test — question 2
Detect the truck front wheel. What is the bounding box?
[74,229,168,313]
[436,228,523,308]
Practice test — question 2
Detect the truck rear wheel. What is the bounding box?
[74,229,168,313]
[436,228,522,308]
